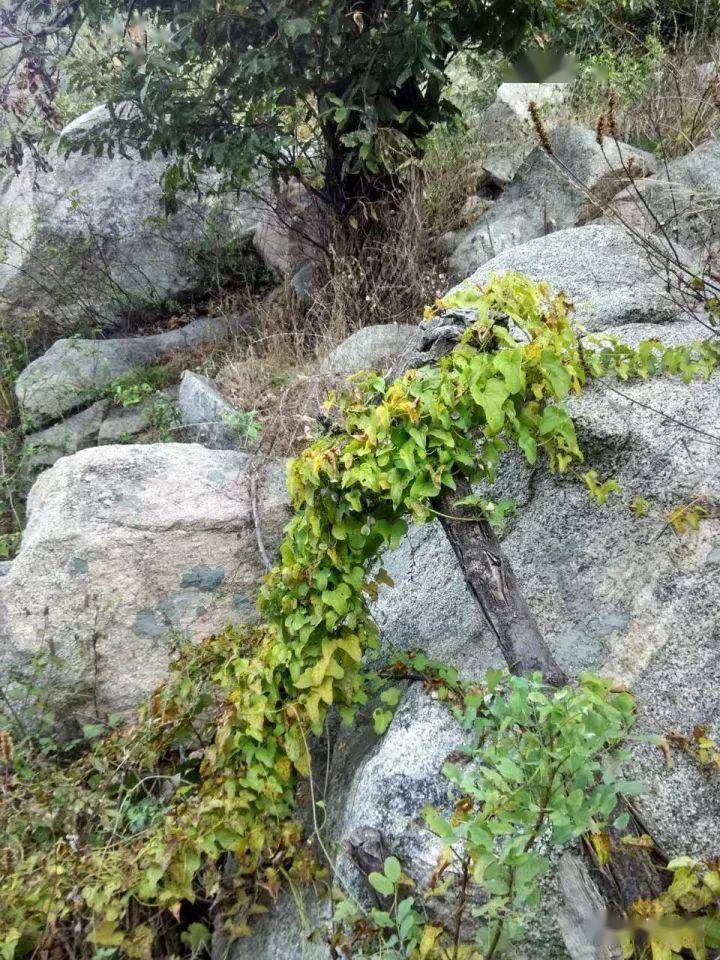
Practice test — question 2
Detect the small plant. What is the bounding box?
[428,671,644,958]
[332,668,651,959]
[108,366,181,442]
[222,409,263,445]
[333,858,429,960]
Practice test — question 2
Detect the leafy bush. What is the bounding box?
[533,0,720,56]
[2,0,532,211]
[333,668,643,960]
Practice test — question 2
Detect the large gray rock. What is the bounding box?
[20,386,180,470]
[661,136,720,192]
[449,125,656,280]
[606,178,720,253]
[329,684,462,904]
[0,444,292,721]
[0,108,267,343]
[219,684,468,960]
[320,323,418,377]
[178,370,239,449]
[16,312,248,426]
[462,223,693,331]
[478,82,570,187]
[605,138,720,253]
[372,521,502,677]
[500,367,720,858]
[21,399,110,472]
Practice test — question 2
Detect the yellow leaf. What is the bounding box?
[621,834,655,850]
[336,635,362,662]
[88,921,124,948]
[124,924,154,959]
[591,831,612,867]
[419,924,442,959]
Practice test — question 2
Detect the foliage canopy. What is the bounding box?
[2,0,532,211]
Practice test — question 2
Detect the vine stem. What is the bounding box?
[484,750,559,960]
[451,857,470,960]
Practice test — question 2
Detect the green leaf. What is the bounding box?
[380,687,401,707]
[322,583,352,615]
[424,805,454,840]
[494,348,525,393]
[373,708,393,735]
[384,856,401,883]
[369,909,394,928]
[616,779,648,797]
[517,426,537,465]
[472,377,510,433]
[181,923,211,950]
[541,350,572,397]
[368,871,395,896]
[82,723,106,740]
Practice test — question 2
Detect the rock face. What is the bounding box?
[0,444,292,721]
[605,138,720,253]
[215,890,330,960]
[21,399,110,472]
[16,312,249,426]
[96,385,179,445]
[449,125,656,280]
[463,223,692,330]
[661,136,720,192]
[0,108,267,343]
[478,82,569,187]
[372,521,500,676]
[320,323,418,377]
[505,369,720,860]
[178,370,239,449]
[21,387,180,471]
[329,684,462,903]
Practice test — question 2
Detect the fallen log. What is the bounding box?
[438,478,667,918]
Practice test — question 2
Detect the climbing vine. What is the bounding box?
[1,272,719,958]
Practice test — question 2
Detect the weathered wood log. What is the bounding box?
[436,481,667,915]
[557,853,622,960]
[438,477,568,686]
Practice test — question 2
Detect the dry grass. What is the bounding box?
[421,122,487,235]
[211,183,449,456]
[569,36,720,156]
[218,352,334,456]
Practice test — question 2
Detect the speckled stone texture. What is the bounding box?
[449,125,656,281]
[0,444,291,720]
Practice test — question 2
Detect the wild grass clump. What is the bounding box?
[421,121,487,236]
[569,32,720,155]
[213,185,448,454]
